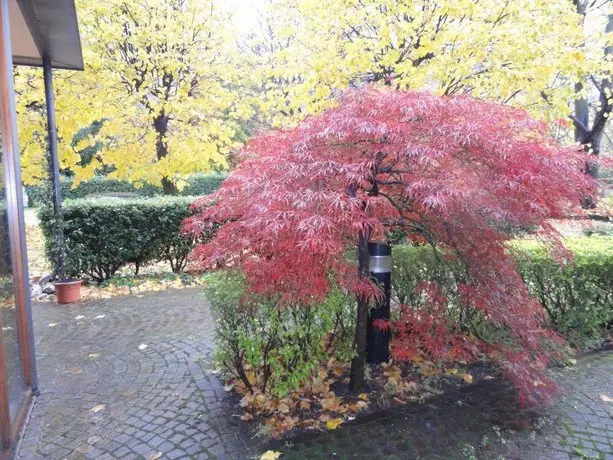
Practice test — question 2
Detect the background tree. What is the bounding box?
[248,0,587,127]
[15,0,251,193]
[571,1,613,178]
[185,88,597,405]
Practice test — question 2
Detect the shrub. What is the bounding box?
[204,270,355,397]
[39,196,203,281]
[513,237,613,347]
[26,173,226,207]
[27,177,155,206]
[391,238,613,349]
[180,172,227,196]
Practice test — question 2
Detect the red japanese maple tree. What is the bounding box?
[184,88,597,406]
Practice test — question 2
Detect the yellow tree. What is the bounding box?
[16,0,251,194]
[250,0,588,128]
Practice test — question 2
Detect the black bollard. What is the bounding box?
[366,242,391,364]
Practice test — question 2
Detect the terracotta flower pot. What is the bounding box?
[53,279,83,304]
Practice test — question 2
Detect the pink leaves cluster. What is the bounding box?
[185,88,597,404]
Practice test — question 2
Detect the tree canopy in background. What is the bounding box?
[248,0,589,126]
[13,0,613,191]
[16,0,251,193]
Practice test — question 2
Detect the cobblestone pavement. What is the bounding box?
[18,288,258,459]
[16,287,613,459]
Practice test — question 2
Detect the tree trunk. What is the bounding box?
[350,232,370,391]
[571,7,613,181]
[161,177,178,195]
[154,112,178,195]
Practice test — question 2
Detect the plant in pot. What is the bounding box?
[48,207,82,304]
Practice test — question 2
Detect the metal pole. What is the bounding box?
[366,242,391,364]
[0,0,38,395]
[43,54,62,214]
[43,54,66,281]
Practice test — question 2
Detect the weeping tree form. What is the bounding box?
[185,89,597,406]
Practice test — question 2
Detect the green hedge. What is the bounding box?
[39,196,206,282]
[391,237,613,347]
[26,173,226,207]
[513,237,613,345]
[179,173,227,196]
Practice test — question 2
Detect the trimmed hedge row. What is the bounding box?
[391,237,613,347]
[514,238,613,343]
[39,196,207,282]
[27,173,226,207]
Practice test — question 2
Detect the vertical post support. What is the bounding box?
[366,242,391,364]
[0,0,38,398]
[43,54,65,279]
[42,54,62,215]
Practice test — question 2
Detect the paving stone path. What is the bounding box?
[16,288,613,459]
[18,289,258,459]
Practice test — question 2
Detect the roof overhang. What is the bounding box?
[10,0,83,70]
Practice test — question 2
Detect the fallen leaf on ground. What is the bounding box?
[260,451,282,460]
[90,404,105,413]
[331,365,345,377]
[277,403,290,414]
[326,418,343,430]
[223,383,234,392]
[461,373,473,384]
[600,394,613,402]
[320,396,340,411]
[138,344,148,350]
[356,401,368,409]
[240,413,253,422]
[48,323,56,327]
[358,393,369,401]
[88,353,99,359]
[148,453,162,460]
[299,400,311,410]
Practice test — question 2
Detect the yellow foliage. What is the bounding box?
[14,0,613,187]
[15,0,250,188]
[325,417,344,430]
[260,451,282,460]
[247,0,604,128]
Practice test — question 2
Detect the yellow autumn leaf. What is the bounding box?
[260,451,282,460]
[326,418,344,430]
[461,374,473,384]
[358,393,369,401]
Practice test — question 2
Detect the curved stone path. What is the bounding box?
[16,288,613,459]
[18,289,258,459]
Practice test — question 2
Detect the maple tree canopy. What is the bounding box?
[186,88,598,405]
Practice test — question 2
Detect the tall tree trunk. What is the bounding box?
[350,232,371,391]
[154,112,178,195]
[571,3,613,181]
